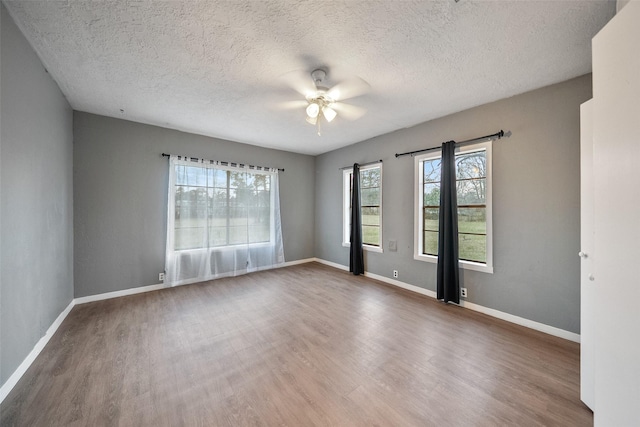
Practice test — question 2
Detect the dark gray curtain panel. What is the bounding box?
[349,163,364,275]
[437,141,460,303]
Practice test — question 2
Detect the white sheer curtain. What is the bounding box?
[165,155,284,286]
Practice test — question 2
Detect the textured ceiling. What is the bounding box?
[4,0,615,155]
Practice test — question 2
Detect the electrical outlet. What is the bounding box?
[159,272,165,282]
[461,287,468,298]
[393,270,398,278]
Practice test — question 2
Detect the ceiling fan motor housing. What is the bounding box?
[311,69,327,85]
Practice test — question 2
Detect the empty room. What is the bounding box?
[1,0,639,426]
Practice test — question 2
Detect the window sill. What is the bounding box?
[343,242,383,253]
[413,253,493,274]
[176,242,275,252]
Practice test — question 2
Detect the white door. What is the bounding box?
[579,100,595,411]
[592,2,640,425]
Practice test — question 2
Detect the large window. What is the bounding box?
[173,164,272,250]
[166,156,284,287]
[343,164,382,251]
[414,142,493,273]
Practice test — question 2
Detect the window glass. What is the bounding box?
[343,164,382,249]
[173,165,272,250]
[415,143,492,272]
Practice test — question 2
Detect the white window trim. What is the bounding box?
[413,141,493,274]
[342,163,383,253]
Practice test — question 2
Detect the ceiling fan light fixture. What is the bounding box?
[306,102,320,118]
[283,67,370,133]
[322,106,337,122]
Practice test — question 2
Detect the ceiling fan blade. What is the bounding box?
[274,100,309,110]
[279,70,317,98]
[332,102,367,121]
[327,77,370,101]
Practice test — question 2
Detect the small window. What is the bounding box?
[414,142,493,273]
[343,164,382,252]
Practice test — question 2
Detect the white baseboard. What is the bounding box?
[281,257,316,267]
[313,257,580,343]
[76,258,317,302]
[457,299,580,342]
[74,283,166,305]
[313,257,348,271]
[0,299,75,403]
[364,270,439,299]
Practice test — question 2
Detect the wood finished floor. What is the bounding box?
[1,263,592,426]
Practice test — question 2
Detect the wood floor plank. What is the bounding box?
[1,262,592,426]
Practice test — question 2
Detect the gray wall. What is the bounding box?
[315,75,591,334]
[617,0,631,13]
[73,112,315,298]
[1,4,74,385]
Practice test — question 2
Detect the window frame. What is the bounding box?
[414,141,493,273]
[342,163,383,253]
[171,160,277,253]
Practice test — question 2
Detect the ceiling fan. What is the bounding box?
[279,68,370,136]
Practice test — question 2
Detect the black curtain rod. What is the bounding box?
[395,130,505,158]
[339,159,383,170]
[161,153,284,172]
